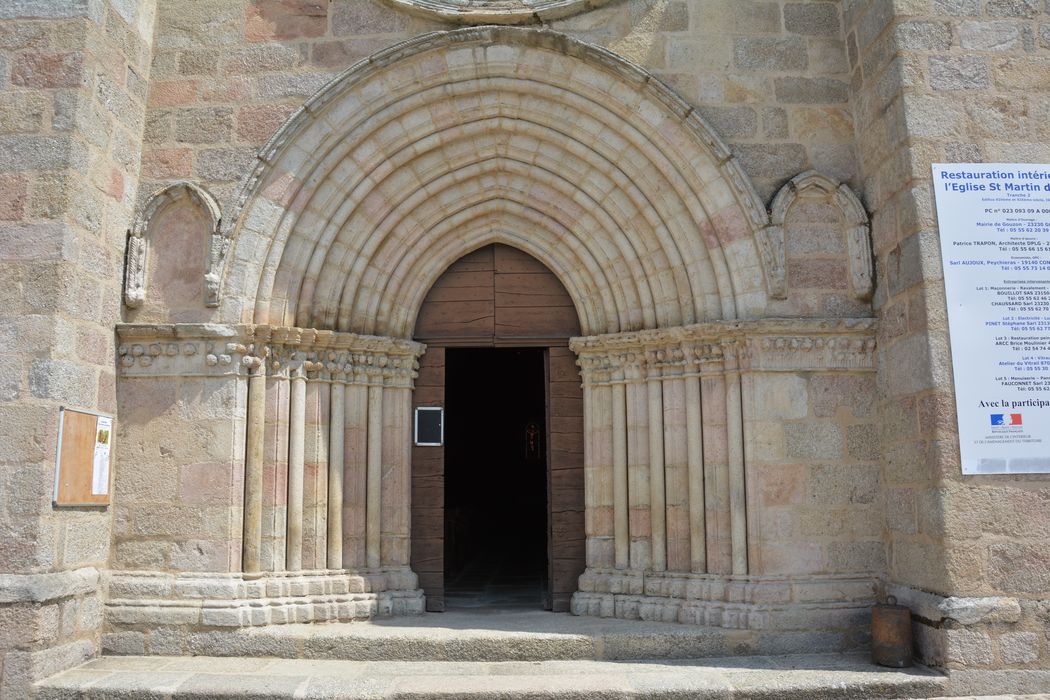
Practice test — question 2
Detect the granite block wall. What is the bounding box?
[846,0,1050,681]
[138,0,859,215]
[0,0,157,694]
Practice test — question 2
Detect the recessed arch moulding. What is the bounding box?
[380,0,615,25]
[112,27,880,645]
[218,27,777,334]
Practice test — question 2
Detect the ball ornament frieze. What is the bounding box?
[381,0,612,24]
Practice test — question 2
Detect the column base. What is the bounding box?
[572,568,876,645]
[104,568,424,635]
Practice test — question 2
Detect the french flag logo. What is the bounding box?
[991,413,1022,426]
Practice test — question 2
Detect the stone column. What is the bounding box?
[626,365,651,571]
[662,373,690,572]
[740,369,762,574]
[326,364,345,570]
[724,345,748,575]
[646,366,667,572]
[366,382,384,570]
[242,355,267,573]
[611,378,629,570]
[303,362,329,570]
[701,365,732,574]
[685,367,707,573]
[382,384,412,567]
[583,378,615,568]
[262,359,290,571]
[286,364,306,571]
[343,372,368,569]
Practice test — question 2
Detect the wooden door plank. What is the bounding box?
[411,347,445,612]
[546,347,586,612]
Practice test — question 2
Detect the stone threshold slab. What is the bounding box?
[36,653,946,699]
[116,608,867,661]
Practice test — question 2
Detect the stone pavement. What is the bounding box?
[33,610,1050,698]
[37,653,947,699]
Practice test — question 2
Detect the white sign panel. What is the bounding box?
[91,415,112,495]
[934,163,1050,474]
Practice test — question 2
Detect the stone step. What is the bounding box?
[36,653,947,699]
[116,609,865,662]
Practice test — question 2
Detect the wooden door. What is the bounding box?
[547,346,585,611]
[411,245,586,611]
[411,348,445,612]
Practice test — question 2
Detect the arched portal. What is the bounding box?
[212,25,779,617]
[110,25,880,640]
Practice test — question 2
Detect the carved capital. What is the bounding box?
[571,318,876,382]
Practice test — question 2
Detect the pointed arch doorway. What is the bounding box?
[410,244,585,612]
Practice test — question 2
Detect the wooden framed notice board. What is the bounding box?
[53,407,113,507]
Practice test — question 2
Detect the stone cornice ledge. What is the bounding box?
[117,324,425,382]
[0,567,100,604]
[571,318,877,374]
[886,583,1022,626]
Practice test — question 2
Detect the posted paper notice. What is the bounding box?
[934,163,1050,474]
[91,415,112,494]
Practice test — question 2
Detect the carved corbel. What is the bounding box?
[123,232,147,308]
[756,224,786,300]
[834,184,874,301]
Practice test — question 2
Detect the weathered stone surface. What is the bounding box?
[0,135,87,171]
[999,632,1041,665]
[938,596,1022,626]
[785,423,844,460]
[774,77,849,104]
[332,0,409,34]
[929,55,990,91]
[0,1,102,21]
[784,4,841,37]
[0,568,98,604]
[10,51,83,88]
[246,0,326,42]
[733,37,808,72]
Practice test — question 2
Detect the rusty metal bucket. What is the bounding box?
[871,595,913,668]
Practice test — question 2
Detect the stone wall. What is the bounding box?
[846,0,1050,684]
[0,0,157,694]
[99,2,891,658]
[1,0,1046,688]
[139,0,858,216]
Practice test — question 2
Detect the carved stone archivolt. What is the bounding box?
[380,0,613,24]
[216,26,773,333]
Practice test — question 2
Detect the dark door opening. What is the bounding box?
[443,347,549,609]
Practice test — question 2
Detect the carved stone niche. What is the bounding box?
[124,182,223,321]
[765,171,874,318]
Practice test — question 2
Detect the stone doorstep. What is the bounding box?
[116,609,868,661]
[35,653,947,700]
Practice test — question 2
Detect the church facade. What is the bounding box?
[2,0,1049,695]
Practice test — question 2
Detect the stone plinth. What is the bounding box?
[103,568,423,653]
